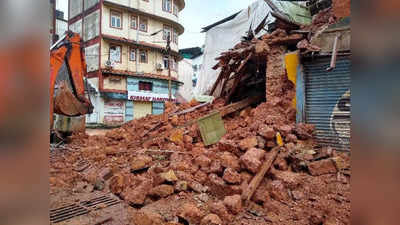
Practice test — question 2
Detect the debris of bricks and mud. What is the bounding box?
[50,97,350,225]
[50,7,350,225]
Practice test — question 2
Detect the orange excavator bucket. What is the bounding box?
[54,81,92,116]
[50,31,93,134]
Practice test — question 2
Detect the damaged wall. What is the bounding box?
[332,0,351,19]
[311,26,351,53]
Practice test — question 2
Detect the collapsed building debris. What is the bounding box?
[50,5,350,225]
[51,85,349,225]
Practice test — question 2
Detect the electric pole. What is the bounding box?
[166,34,172,101]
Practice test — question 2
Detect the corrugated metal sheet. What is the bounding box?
[125,100,134,122]
[304,56,351,151]
[152,102,165,115]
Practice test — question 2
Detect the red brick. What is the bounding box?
[268,180,290,202]
[130,155,152,172]
[149,185,174,198]
[240,148,265,173]
[124,179,153,205]
[308,159,338,176]
[209,201,233,222]
[208,173,226,187]
[222,168,241,184]
[239,136,258,151]
[220,152,240,171]
[195,155,212,168]
[201,214,223,225]
[180,203,204,224]
[258,126,275,140]
[223,195,242,214]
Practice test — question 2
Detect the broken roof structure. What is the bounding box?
[194,0,311,95]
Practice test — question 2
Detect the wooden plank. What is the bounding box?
[139,96,262,146]
[219,96,262,117]
[212,62,221,70]
[210,69,225,96]
[171,102,211,116]
[219,70,230,97]
[242,147,280,201]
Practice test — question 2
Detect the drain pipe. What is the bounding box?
[326,34,341,71]
[136,0,140,73]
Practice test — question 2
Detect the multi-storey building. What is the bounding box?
[68,0,185,125]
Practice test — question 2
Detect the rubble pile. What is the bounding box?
[50,88,350,225]
[50,7,350,225]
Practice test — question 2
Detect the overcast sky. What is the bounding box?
[56,0,258,49]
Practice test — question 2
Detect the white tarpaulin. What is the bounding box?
[194,0,310,95]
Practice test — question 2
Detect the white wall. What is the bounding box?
[101,5,179,52]
[104,0,183,24]
[178,59,194,101]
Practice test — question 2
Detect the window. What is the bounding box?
[173,28,178,44]
[163,55,169,69]
[109,45,121,63]
[163,25,171,40]
[173,3,178,16]
[131,15,138,30]
[139,81,153,91]
[129,48,136,61]
[139,17,148,32]
[110,10,122,29]
[139,50,148,63]
[162,0,172,12]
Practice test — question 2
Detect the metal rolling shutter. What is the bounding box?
[134,101,152,119]
[304,56,351,151]
[152,102,165,115]
[125,101,134,122]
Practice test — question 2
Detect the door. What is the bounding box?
[304,56,351,151]
[134,101,152,119]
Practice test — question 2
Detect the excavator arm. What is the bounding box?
[50,31,93,131]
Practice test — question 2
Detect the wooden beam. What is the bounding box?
[219,70,230,97]
[225,53,253,104]
[219,96,262,117]
[242,147,280,201]
[171,102,211,116]
[139,96,262,146]
[210,69,225,96]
